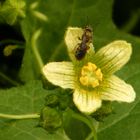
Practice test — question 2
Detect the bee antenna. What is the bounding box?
[85,16,90,27]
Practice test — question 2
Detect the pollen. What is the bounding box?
[79,62,103,88]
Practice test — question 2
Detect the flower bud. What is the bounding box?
[39,107,62,132]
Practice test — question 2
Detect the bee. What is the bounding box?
[75,26,93,60]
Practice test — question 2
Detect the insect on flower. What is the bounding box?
[75,26,93,60]
[43,27,136,114]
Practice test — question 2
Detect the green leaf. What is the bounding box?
[0,81,69,140]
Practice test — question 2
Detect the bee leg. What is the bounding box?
[86,45,90,50]
[78,36,82,40]
[71,43,80,54]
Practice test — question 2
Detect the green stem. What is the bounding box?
[0,39,24,46]
[85,115,98,140]
[31,29,44,71]
[0,113,40,119]
[71,110,97,140]
[0,71,20,86]
[85,132,94,140]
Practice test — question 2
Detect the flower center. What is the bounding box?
[79,62,103,88]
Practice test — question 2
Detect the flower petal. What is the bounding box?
[93,40,132,74]
[73,88,102,114]
[100,75,136,102]
[65,27,94,61]
[42,62,75,89]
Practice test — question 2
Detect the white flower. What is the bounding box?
[42,27,136,114]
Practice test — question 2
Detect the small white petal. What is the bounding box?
[65,27,94,61]
[73,88,102,114]
[100,75,136,102]
[42,62,75,89]
[93,40,132,74]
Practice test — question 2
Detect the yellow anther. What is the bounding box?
[91,63,97,70]
[95,68,103,81]
[79,62,103,88]
[92,80,99,88]
[80,77,88,86]
[87,62,97,70]
[95,68,101,75]
[81,66,90,75]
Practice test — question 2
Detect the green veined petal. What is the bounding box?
[42,62,75,89]
[73,88,102,114]
[93,40,132,75]
[100,75,136,102]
